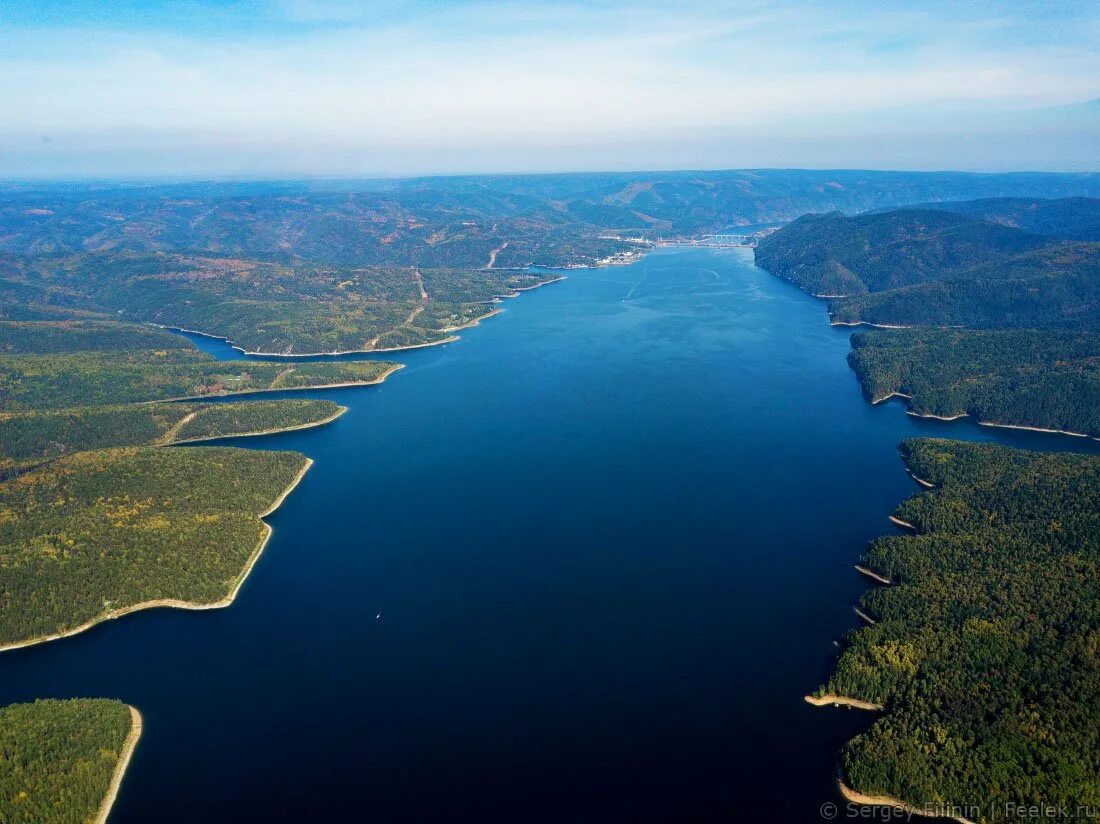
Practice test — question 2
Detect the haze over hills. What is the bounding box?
[5,171,1100,263]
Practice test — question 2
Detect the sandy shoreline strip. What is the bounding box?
[93,706,143,824]
[442,307,502,332]
[871,391,911,404]
[155,323,452,357]
[853,606,876,625]
[154,275,567,357]
[907,409,967,422]
[978,419,1098,440]
[830,320,912,329]
[855,565,892,585]
[837,778,977,824]
[0,459,314,655]
[169,405,348,445]
[889,515,916,530]
[143,363,404,405]
[870,390,1097,441]
[804,694,883,711]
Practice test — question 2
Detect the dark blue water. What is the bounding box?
[2,249,1095,822]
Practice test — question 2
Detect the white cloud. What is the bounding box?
[1,0,1098,175]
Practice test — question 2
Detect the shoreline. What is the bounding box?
[92,706,143,824]
[871,391,911,404]
[868,385,1098,441]
[853,606,876,625]
[804,694,883,711]
[155,323,456,357]
[441,307,502,333]
[855,565,892,585]
[837,777,977,824]
[142,363,404,405]
[499,275,568,296]
[0,458,313,655]
[977,419,1098,441]
[153,275,567,357]
[169,405,348,445]
[830,320,912,330]
[889,515,916,530]
[908,409,967,422]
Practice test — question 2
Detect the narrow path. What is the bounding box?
[368,268,429,348]
[485,241,508,270]
[406,268,429,324]
[157,411,198,445]
[269,367,294,389]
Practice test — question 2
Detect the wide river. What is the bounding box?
[2,248,1096,822]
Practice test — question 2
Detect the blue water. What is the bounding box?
[2,249,1095,822]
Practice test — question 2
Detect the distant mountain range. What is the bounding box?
[4,170,1100,266]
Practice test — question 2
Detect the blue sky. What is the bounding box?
[1,0,1098,178]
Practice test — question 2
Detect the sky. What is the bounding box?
[1,0,1098,179]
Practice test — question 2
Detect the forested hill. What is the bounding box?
[908,197,1100,242]
[817,440,1100,820]
[754,197,1100,437]
[830,243,1100,331]
[4,170,1100,263]
[753,208,1058,297]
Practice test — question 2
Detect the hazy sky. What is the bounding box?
[2,0,1098,178]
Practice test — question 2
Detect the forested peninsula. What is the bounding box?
[0,698,140,824]
[755,197,1100,437]
[848,330,1100,438]
[757,196,1100,818]
[0,398,345,474]
[811,440,1100,820]
[0,446,312,651]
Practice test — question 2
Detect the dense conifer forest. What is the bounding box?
[0,699,135,824]
[815,440,1100,819]
[848,330,1100,437]
[755,198,1100,437]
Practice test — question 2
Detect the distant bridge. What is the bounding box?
[653,234,749,248]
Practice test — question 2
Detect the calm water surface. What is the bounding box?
[2,249,1096,822]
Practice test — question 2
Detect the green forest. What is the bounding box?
[815,440,1100,819]
[755,198,1100,437]
[0,446,309,648]
[0,398,343,473]
[0,698,134,824]
[830,244,1100,330]
[1,182,1098,819]
[0,252,565,355]
[0,348,394,411]
[848,329,1100,437]
[0,319,192,354]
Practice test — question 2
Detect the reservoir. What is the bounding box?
[1,248,1094,821]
